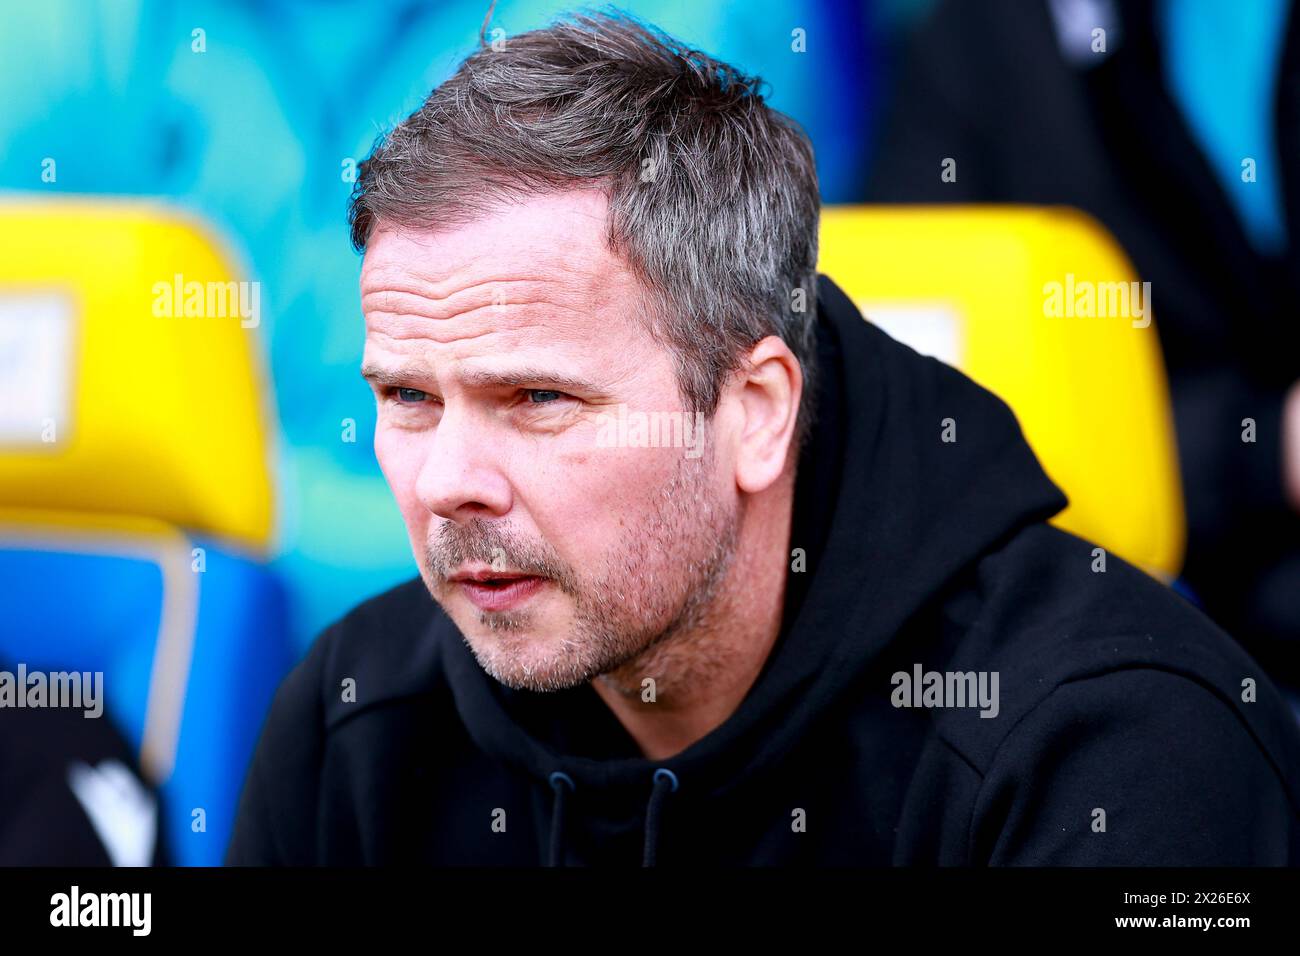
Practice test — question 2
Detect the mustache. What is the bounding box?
[425,518,578,592]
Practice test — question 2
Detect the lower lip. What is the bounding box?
[456,576,548,612]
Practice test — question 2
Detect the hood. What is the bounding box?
[438,272,1068,863]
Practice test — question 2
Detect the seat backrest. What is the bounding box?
[818,205,1185,579]
[0,199,273,549]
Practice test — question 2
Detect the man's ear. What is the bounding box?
[731,336,802,495]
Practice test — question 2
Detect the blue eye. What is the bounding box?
[395,387,427,404]
[527,389,563,404]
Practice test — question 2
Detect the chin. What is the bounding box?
[460,616,586,690]
[478,649,595,694]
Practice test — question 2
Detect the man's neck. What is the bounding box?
[589,471,795,761]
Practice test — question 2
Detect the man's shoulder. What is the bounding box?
[227,577,454,864]
[934,522,1300,785]
[276,576,452,733]
[972,521,1256,680]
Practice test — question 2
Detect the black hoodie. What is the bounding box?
[227,274,1300,866]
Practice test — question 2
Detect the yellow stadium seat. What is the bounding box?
[0,199,273,551]
[818,205,1184,580]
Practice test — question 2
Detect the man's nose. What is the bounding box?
[414,404,512,521]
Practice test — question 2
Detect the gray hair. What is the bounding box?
[349,8,821,451]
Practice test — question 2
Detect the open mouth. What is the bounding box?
[454,574,548,612]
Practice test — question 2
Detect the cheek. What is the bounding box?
[529,447,680,554]
[374,426,426,523]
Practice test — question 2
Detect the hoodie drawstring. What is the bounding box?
[547,771,575,867]
[641,768,679,867]
[546,768,680,867]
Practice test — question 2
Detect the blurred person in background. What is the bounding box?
[0,661,166,866]
[868,0,1300,688]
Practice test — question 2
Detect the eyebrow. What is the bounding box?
[360,363,428,388]
[360,363,606,396]
[460,366,606,394]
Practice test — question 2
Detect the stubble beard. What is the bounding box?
[422,443,741,695]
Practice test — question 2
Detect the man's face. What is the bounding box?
[360,189,741,692]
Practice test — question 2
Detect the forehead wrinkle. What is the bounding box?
[363,222,622,311]
[363,299,602,347]
[364,320,649,397]
[363,226,606,294]
[362,274,548,316]
[365,322,498,345]
[365,272,625,346]
[362,272,614,330]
